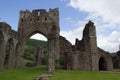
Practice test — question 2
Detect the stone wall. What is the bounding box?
[72,51,91,70]
[59,36,73,69]
[0,22,18,71]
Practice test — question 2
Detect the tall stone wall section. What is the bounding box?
[0,22,18,71]
[82,21,99,71]
[71,21,98,71]
[59,36,73,69]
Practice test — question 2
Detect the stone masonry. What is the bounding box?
[0,22,18,71]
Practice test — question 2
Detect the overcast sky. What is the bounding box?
[0,0,120,52]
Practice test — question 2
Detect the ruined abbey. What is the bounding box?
[0,8,119,73]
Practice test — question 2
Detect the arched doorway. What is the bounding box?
[99,57,107,71]
[16,30,57,73]
[4,38,16,69]
[24,33,47,67]
[4,39,11,68]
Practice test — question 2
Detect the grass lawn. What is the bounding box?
[50,70,120,80]
[0,66,47,80]
[0,66,120,80]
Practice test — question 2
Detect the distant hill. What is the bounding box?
[27,39,47,48]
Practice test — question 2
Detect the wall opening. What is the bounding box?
[24,33,48,67]
[99,57,107,71]
[4,38,13,69]
[21,18,23,22]
[38,11,40,16]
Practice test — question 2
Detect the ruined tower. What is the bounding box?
[82,21,98,71]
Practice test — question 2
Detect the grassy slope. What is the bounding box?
[0,39,47,80]
[0,66,47,80]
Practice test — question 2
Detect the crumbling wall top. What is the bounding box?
[75,38,85,51]
[19,8,59,19]
[0,22,11,30]
[0,22,17,39]
[83,21,96,38]
[83,21,94,33]
[86,20,94,27]
[59,36,73,55]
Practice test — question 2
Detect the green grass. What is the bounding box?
[50,70,120,80]
[0,66,47,80]
[0,66,120,80]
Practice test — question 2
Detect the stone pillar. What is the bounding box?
[54,38,60,68]
[54,38,60,60]
[37,47,43,65]
[15,43,25,67]
[48,39,55,73]
[8,40,16,69]
[33,47,37,64]
[83,21,99,71]
[0,39,5,71]
[34,47,43,65]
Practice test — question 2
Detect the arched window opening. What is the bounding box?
[24,33,48,67]
[30,19,32,23]
[38,11,40,16]
[4,39,13,69]
[45,18,48,22]
[51,25,56,31]
[37,18,40,22]
[99,57,107,71]
[21,18,23,22]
